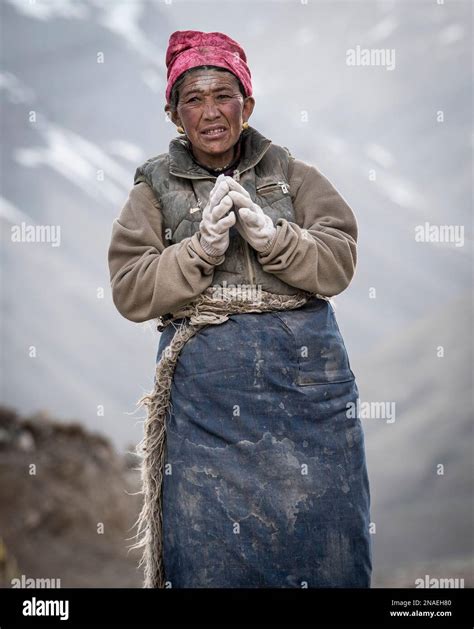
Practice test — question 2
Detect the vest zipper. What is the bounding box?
[256,181,290,194]
[233,169,256,285]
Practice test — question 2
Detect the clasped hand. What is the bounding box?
[199,174,276,257]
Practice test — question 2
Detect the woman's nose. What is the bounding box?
[202,100,221,118]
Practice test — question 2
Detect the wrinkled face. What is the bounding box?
[166,68,255,167]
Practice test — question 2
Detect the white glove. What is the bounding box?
[225,177,277,254]
[199,174,236,257]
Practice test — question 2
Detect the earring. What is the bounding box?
[242,121,249,130]
[177,125,185,134]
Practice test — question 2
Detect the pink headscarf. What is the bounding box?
[165,30,253,105]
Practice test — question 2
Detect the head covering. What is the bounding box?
[165,30,253,105]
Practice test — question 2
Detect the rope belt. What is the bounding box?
[127,285,323,588]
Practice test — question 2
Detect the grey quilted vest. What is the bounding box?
[134,125,300,296]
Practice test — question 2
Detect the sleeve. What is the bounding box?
[255,157,358,297]
[107,181,225,322]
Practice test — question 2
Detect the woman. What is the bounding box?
[108,30,372,589]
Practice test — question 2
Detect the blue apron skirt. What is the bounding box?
[156,296,372,587]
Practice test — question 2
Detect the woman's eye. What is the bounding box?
[217,95,231,100]
[187,97,198,103]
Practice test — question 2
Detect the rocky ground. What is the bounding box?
[0,405,143,587]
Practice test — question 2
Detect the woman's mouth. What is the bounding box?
[201,127,227,139]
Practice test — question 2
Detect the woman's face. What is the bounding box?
[165,68,255,169]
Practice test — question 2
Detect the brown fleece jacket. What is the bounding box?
[107,158,358,323]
